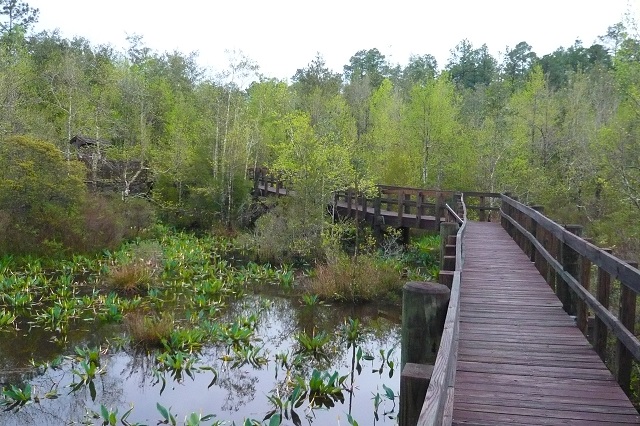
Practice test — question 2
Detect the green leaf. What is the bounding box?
[268,413,281,426]
[100,404,109,421]
[156,403,169,421]
[383,384,395,401]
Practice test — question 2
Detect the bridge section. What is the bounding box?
[453,221,640,425]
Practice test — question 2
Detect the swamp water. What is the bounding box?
[0,292,401,425]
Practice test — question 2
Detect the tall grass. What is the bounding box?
[308,254,402,302]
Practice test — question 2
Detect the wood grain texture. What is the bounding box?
[452,222,640,425]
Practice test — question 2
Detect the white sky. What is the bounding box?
[28,0,639,81]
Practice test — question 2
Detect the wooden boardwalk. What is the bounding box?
[453,221,640,425]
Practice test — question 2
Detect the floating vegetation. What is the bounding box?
[0,230,402,425]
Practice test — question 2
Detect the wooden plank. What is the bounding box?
[450,221,639,425]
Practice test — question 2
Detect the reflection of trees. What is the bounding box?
[0,293,401,425]
[217,366,259,412]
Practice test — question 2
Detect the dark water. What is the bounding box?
[0,293,401,425]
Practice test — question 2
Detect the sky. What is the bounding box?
[27,0,640,81]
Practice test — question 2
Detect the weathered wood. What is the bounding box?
[453,221,640,425]
[559,225,582,316]
[418,196,467,426]
[502,195,640,293]
[577,238,592,335]
[440,222,459,271]
[594,248,612,363]
[400,363,434,426]
[617,261,638,396]
[501,213,640,362]
[401,281,451,369]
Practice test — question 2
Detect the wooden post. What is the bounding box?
[400,363,434,426]
[401,281,451,369]
[373,195,382,239]
[616,261,638,395]
[361,193,368,224]
[529,206,544,263]
[416,192,423,225]
[547,232,559,292]
[594,248,613,362]
[398,191,405,227]
[576,238,592,335]
[404,193,411,215]
[559,225,582,316]
[435,193,443,228]
[479,196,486,222]
[347,189,353,219]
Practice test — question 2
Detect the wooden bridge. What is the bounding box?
[249,169,640,425]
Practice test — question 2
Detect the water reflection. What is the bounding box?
[0,294,400,425]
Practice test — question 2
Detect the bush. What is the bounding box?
[0,136,88,256]
[246,199,324,264]
[308,254,403,302]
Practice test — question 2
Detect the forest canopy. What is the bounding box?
[1,2,640,257]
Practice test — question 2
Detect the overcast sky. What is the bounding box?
[28,0,639,81]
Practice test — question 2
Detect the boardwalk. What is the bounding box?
[453,221,640,425]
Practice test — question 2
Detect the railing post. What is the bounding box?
[347,189,353,219]
[440,222,459,274]
[361,193,368,224]
[479,195,486,222]
[576,238,592,335]
[373,193,382,238]
[398,191,405,227]
[548,232,559,292]
[558,225,582,316]
[616,260,638,395]
[593,248,613,362]
[528,206,544,263]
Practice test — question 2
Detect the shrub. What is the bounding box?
[247,199,324,264]
[308,254,402,302]
[0,135,88,256]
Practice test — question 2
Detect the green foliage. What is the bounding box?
[0,136,88,255]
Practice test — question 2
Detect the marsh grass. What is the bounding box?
[308,254,402,302]
[125,312,174,347]
[106,241,163,294]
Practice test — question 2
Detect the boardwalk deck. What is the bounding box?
[453,221,640,425]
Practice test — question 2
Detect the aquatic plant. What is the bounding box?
[294,330,331,361]
[0,309,16,329]
[306,370,346,408]
[1,383,32,411]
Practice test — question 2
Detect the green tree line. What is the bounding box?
[1,1,640,257]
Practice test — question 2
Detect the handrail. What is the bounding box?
[418,194,467,425]
[500,194,640,392]
[445,203,463,225]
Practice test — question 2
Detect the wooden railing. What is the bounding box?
[333,186,456,228]
[417,194,467,425]
[501,195,640,395]
[462,191,501,222]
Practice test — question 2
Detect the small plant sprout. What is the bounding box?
[1,383,33,411]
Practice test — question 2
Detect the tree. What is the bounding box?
[0,136,88,254]
[0,0,38,34]
[343,48,389,89]
[447,40,497,89]
[403,74,467,188]
[502,42,537,88]
[399,54,438,95]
